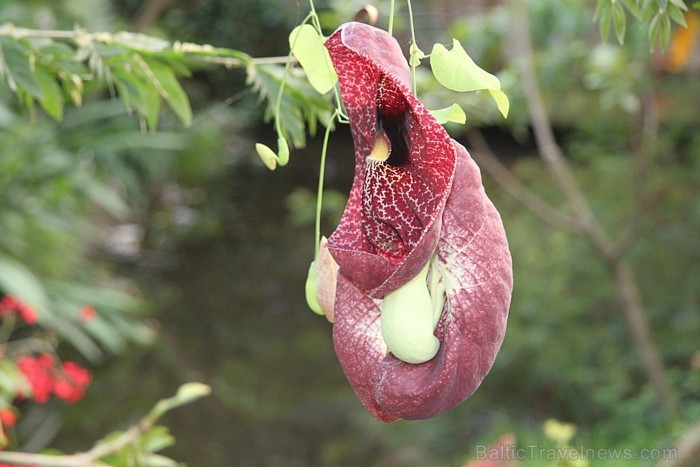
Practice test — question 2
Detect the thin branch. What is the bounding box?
[0,418,153,467]
[612,88,659,258]
[195,55,294,67]
[0,23,293,69]
[466,127,582,232]
[0,25,78,38]
[508,0,678,421]
[656,420,700,467]
[0,382,210,467]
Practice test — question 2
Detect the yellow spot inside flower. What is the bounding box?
[369,131,391,162]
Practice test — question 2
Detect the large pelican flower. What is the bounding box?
[318,22,512,421]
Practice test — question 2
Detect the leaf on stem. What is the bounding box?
[141,56,193,126]
[148,382,211,423]
[0,37,43,98]
[612,0,627,44]
[289,24,337,94]
[667,2,688,27]
[409,43,425,67]
[429,103,466,125]
[430,39,509,118]
[34,66,64,120]
[597,0,613,43]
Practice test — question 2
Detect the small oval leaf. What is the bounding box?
[430,39,509,118]
[255,143,278,170]
[276,136,289,166]
[430,103,466,125]
[613,0,627,44]
[289,24,338,94]
[305,261,324,315]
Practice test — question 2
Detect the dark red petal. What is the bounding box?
[332,274,398,422]
[324,22,455,298]
[374,144,512,420]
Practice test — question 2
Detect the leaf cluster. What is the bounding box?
[247,62,333,149]
[595,0,693,48]
[0,25,209,129]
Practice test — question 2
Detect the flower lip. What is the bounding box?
[340,22,412,88]
[324,22,456,297]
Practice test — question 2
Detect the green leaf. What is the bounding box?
[0,37,43,99]
[621,0,643,20]
[247,63,332,148]
[138,454,179,466]
[255,142,278,170]
[110,55,162,128]
[613,0,627,44]
[409,43,425,67]
[430,39,509,118]
[669,0,688,11]
[34,67,64,121]
[289,24,337,95]
[276,135,289,166]
[60,73,84,107]
[488,89,510,119]
[142,56,193,126]
[660,12,672,49]
[305,261,323,315]
[148,382,211,422]
[598,2,613,42]
[139,426,175,453]
[649,12,662,47]
[667,4,688,27]
[430,103,467,124]
[693,2,700,10]
[594,0,609,20]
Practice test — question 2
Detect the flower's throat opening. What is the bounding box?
[375,75,411,167]
[376,108,410,167]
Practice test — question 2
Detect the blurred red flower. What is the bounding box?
[16,353,91,404]
[0,408,16,427]
[0,295,38,325]
[80,305,96,322]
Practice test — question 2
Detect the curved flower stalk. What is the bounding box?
[319,22,513,421]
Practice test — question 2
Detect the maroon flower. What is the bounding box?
[321,23,513,421]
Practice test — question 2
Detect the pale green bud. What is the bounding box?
[255,143,278,170]
[381,262,440,364]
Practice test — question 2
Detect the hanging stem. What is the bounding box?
[406,0,418,95]
[388,0,396,35]
[308,0,322,32]
[314,109,339,256]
